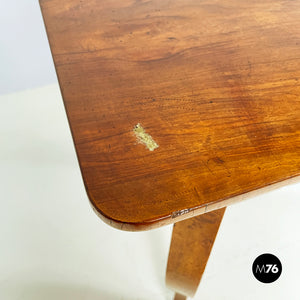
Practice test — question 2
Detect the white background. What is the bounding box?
[0,1,299,299]
[0,0,56,94]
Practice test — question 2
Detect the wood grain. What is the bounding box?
[40,0,300,230]
[166,208,226,297]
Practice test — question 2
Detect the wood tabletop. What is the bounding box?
[40,0,300,231]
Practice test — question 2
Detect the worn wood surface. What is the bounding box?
[166,208,226,297]
[40,0,300,230]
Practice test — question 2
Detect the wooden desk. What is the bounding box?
[40,0,300,298]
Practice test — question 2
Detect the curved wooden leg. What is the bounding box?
[166,208,226,298]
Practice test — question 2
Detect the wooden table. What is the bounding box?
[40,0,300,298]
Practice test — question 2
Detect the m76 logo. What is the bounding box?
[252,254,282,283]
[255,264,279,274]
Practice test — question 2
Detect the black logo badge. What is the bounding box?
[252,253,282,283]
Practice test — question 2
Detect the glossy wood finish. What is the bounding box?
[40,0,300,231]
[166,208,226,297]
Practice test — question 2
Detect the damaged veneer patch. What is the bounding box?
[133,123,159,151]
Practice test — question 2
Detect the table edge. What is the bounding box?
[87,175,300,231]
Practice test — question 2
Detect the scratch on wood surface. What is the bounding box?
[133,123,159,151]
[172,208,192,218]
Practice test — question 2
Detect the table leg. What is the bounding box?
[174,293,187,300]
[166,207,226,298]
